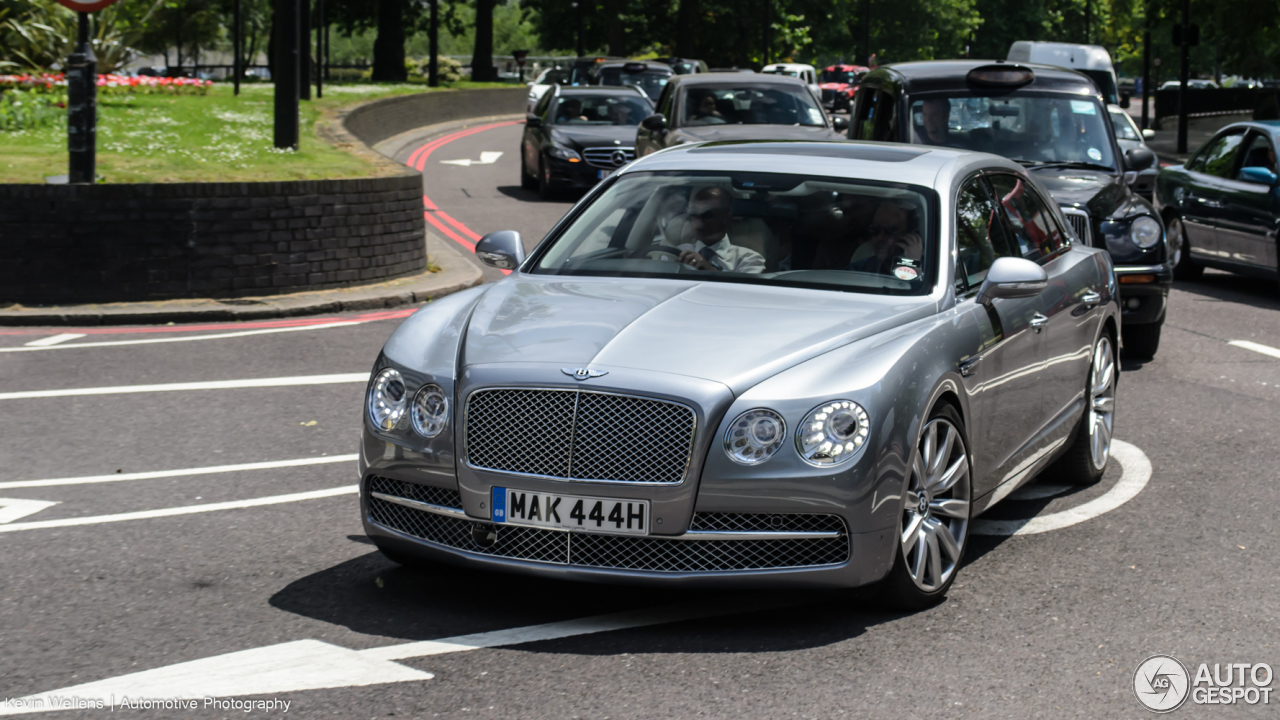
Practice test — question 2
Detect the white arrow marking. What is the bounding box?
[0,598,798,716]
[440,151,503,166]
[0,321,359,354]
[973,440,1150,536]
[0,498,58,524]
[1229,339,1280,360]
[23,333,85,347]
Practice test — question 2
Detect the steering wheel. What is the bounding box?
[633,243,687,262]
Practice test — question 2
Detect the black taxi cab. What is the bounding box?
[849,60,1169,359]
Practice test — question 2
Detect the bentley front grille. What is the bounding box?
[582,147,635,170]
[465,388,695,484]
[365,476,850,572]
[1062,208,1093,246]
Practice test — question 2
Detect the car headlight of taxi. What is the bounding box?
[796,400,869,466]
[1129,215,1162,249]
[547,146,581,162]
[723,409,786,465]
[367,368,408,431]
[410,383,450,437]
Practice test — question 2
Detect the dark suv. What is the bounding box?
[850,60,1168,358]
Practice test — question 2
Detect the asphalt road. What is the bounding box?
[2,121,1279,719]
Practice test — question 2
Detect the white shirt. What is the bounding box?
[677,236,765,274]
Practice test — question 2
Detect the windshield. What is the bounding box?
[682,84,827,127]
[1109,108,1141,141]
[530,171,935,296]
[909,94,1118,170]
[598,68,670,101]
[765,69,802,78]
[1079,69,1119,105]
[539,69,570,85]
[552,95,652,125]
[821,69,862,84]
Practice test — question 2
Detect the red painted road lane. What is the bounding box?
[0,308,417,336]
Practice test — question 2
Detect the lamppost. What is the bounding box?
[55,0,122,184]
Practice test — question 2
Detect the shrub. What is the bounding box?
[0,89,64,131]
[408,56,463,83]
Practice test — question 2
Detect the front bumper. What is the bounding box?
[1115,264,1171,326]
[546,156,617,190]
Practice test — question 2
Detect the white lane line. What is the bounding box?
[1229,340,1280,360]
[0,372,369,400]
[0,321,359,353]
[0,454,359,490]
[23,333,86,347]
[973,439,1151,536]
[0,485,357,533]
[0,598,793,715]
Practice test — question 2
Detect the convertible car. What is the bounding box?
[360,141,1120,607]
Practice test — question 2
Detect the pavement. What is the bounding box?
[1124,101,1254,164]
[2,119,1280,718]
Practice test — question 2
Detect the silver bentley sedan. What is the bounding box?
[360,141,1120,607]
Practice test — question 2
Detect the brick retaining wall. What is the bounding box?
[343,87,527,147]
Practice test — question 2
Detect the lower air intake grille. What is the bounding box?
[366,477,849,572]
[1062,208,1093,246]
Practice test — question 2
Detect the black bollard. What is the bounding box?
[66,11,97,184]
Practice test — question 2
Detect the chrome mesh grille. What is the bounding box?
[1062,209,1093,246]
[368,476,462,508]
[582,147,635,169]
[366,478,849,572]
[821,88,837,103]
[465,389,695,484]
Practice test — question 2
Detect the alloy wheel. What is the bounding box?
[900,417,971,592]
[1168,217,1184,267]
[1088,336,1117,470]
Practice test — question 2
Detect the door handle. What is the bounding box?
[959,356,982,377]
[1030,313,1049,333]
[1081,291,1102,309]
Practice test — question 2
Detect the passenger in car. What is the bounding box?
[845,200,924,279]
[675,187,765,273]
[811,194,881,270]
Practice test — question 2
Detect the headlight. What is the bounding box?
[723,409,786,465]
[411,383,449,437]
[367,368,407,431]
[547,146,581,162]
[796,400,869,466]
[1129,216,1162,249]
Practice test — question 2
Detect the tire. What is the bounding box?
[537,155,557,201]
[877,403,972,611]
[1169,216,1204,281]
[520,151,537,190]
[1041,332,1116,486]
[1122,322,1162,360]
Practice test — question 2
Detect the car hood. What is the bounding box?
[461,275,935,394]
[672,124,842,143]
[819,82,851,90]
[1028,166,1131,217]
[550,125,640,150]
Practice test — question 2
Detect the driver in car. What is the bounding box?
[676,187,765,273]
[556,98,589,123]
[846,200,924,281]
[918,98,953,147]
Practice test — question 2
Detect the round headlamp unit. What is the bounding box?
[1130,215,1162,249]
[723,409,786,465]
[796,400,869,466]
[410,383,449,438]
[367,368,408,431]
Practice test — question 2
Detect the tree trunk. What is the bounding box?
[371,0,406,82]
[470,0,497,81]
[675,0,698,58]
[299,0,311,98]
[605,0,625,57]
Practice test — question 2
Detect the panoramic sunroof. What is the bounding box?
[688,142,930,162]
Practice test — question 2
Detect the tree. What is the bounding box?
[372,0,406,80]
[471,0,496,80]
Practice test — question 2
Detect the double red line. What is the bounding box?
[408,120,524,275]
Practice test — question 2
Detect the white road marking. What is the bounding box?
[0,598,792,715]
[0,322,358,353]
[0,498,58,523]
[0,373,369,400]
[440,151,503,166]
[22,333,86,347]
[0,485,356,533]
[0,454,359,490]
[973,440,1151,536]
[1229,340,1280,360]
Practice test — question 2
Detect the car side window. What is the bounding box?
[878,91,899,141]
[1237,133,1278,178]
[851,87,877,140]
[1188,130,1246,177]
[533,91,553,118]
[656,83,674,119]
[955,177,1019,294]
[987,174,1067,263]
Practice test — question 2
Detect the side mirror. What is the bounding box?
[1120,92,1131,109]
[1124,147,1156,172]
[475,230,526,270]
[1142,128,1155,140]
[831,115,849,133]
[975,257,1048,305]
[1239,166,1279,186]
[525,113,542,128]
[641,113,668,132]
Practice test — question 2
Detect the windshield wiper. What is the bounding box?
[1018,160,1116,173]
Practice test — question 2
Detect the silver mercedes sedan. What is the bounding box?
[360,140,1120,607]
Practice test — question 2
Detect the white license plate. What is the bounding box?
[596,169,606,179]
[491,487,649,535]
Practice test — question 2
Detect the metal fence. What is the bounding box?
[1153,87,1279,121]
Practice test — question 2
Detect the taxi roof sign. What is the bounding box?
[966,64,1035,88]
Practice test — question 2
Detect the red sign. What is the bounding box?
[54,0,121,12]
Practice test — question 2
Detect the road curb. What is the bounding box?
[0,233,482,327]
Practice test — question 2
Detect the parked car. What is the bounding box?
[520,85,654,200]
[361,140,1120,608]
[1008,41,1126,106]
[1160,79,1219,90]
[762,62,821,100]
[709,67,756,74]
[819,63,869,112]
[636,73,847,157]
[590,60,673,102]
[1109,105,1159,199]
[660,57,710,75]
[525,67,571,114]
[1156,120,1280,286]
[850,60,1169,359]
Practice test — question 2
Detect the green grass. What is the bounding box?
[0,81,512,184]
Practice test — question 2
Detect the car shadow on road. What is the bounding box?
[1173,271,1280,311]
[496,185,579,204]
